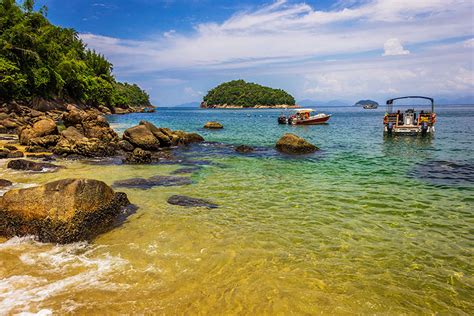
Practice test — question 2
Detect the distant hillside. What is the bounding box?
[202,80,295,108]
[298,99,350,107]
[172,101,200,107]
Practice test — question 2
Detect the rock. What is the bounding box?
[235,145,254,153]
[118,140,134,152]
[275,133,318,154]
[6,151,24,158]
[54,137,115,157]
[0,118,18,130]
[7,159,61,172]
[113,175,192,189]
[123,125,160,150]
[0,179,130,243]
[204,121,223,129]
[25,146,47,153]
[19,118,58,145]
[113,107,130,115]
[61,126,85,141]
[167,195,218,209]
[4,145,18,151]
[171,166,201,174]
[184,133,205,144]
[139,121,172,147]
[0,179,13,188]
[28,135,60,148]
[123,148,152,164]
[0,149,10,159]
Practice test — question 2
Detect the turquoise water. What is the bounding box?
[1,105,473,314]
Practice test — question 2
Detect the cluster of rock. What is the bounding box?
[204,121,224,129]
[121,121,204,163]
[276,133,318,154]
[0,178,131,243]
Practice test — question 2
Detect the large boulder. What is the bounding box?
[19,118,58,145]
[0,179,130,243]
[275,133,318,154]
[204,121,223,129]
[139,121,172,147]
[123,125,160,150]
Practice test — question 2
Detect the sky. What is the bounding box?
[36,0,474,106]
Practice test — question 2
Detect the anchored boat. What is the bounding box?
[383,96,436,136]
[278,109,331,125]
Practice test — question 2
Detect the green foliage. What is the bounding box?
[111,82,150,107]
[0,56,27,99]
[0,0,150,108]
[203,80,295,107]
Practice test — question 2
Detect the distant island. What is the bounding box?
[354,100,379,109]
[201,80,297,108]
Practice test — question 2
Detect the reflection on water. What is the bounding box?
[1,105,473,314]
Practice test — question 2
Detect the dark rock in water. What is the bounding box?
[4,145,18,151]
[0,149,10,159]
[204,121,223,129]
[171,166,201,174]
[276,133,318,154]
[0,178,131,243]
[7,159,61,172]
[411,160,474,186]
[184,133,205,144]
[113,175,192,189]
[0,179,13,188]
[25,146,47,153]
[124,148,152,164]
[235,145,254,153]
[167,195,218,209]
[6,151,24,158]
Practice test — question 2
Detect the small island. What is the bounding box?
[354,99,379,109]
[201,80,297,108]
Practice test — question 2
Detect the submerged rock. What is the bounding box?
[113,175,192,189]
[411,160,474,186]
[235,145,254,153]
[7,159,61,172]
[0,178,130,243]
[276,133,318,154]
[167,195,218,209]
[204,121,223,129]
[0,179,13,188]
[124,148,152,164]
[171,166,202,174]
[6,151,24,158]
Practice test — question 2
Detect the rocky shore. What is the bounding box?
[0,102,318,243]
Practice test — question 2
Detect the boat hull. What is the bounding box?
[292,115,331,125]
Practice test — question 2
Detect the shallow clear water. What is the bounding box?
[1,106,473,314]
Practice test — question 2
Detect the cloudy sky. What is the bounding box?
[39,0,474,105]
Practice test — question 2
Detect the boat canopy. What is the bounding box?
[294,108,315,113]
[386,96,434,113]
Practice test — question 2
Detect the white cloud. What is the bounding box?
[80,0,474,103]
[383,38,410,56]
[184,87,203,97]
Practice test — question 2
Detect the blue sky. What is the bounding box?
[36,0,474,105]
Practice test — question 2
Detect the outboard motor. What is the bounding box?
[421,122,428,136]
[278,116,287,124]
[387,122,393,134]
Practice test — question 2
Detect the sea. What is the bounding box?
[1,105,473,314]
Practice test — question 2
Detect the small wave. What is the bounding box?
[0,236,128,314]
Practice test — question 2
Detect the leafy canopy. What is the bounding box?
[203,80,295,107]
[0,0,150,108]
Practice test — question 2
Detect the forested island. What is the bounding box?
[0,0,151,114]
[201,80,297,108]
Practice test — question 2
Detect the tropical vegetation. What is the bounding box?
[0,0,150,108]
[203,80,295,107]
